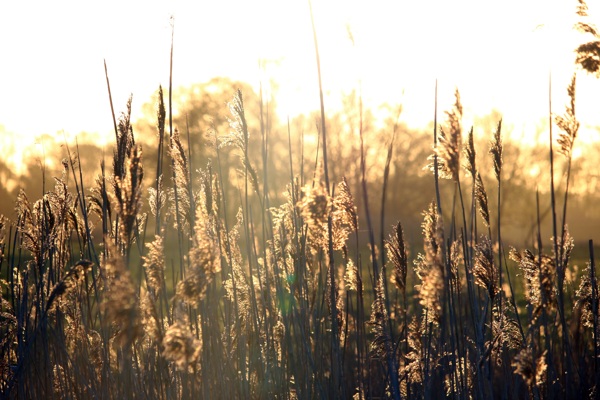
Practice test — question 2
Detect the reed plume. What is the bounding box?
[491,306,523,356]
[143,234,166,295]
[575,0,600,76]
[575,261,600,330]
[168,128,192,230]
[473,235,498,302]
[148,176,167,219]
[369,273,392,358]
[475,172,490,228]
[415,202,444,324]
[509,248,556,321]
[111,98,144,250]
[386,221,408,293]
[115,144,144,250]
[489,120,503,183]
[431,88,462,181]
[512,347,547,389]
[140,286,162,343]
[464,126,476,178]
[403,316,425,385]
[221,89,260,197]
[100,243,141,348]
[162,320,201,372]
[555,74,579,158]
[331,177,358,250]
[45,260,93,314]
[270,183,297,263]
[175,200,220,304]
[343,258,360,292]
[113,95,135,185]
[297,177,331,251]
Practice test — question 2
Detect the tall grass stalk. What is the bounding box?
[308,1,345,396]
[548,73,576,395]
[4,10,600,399]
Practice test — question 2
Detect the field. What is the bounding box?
[2,4,600,400]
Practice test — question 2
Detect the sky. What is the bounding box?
[1,0,599,173]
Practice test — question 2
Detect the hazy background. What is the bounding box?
[2,0,599,138]
[0,0,599,246]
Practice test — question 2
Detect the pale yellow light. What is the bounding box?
[0,0,599,175]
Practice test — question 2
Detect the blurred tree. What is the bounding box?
[135,77,266,169]
[134,77,285,229]
[0,158,18,218]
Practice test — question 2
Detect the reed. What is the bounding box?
[2,4,600,399]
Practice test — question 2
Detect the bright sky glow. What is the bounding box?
[1,0,599,173]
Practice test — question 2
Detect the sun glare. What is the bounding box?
[4,2,600,397]
[0,0,599,172]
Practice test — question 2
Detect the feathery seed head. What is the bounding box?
[344,259,361,292]
[331,178,358,250]
[555,74,580,158]
[101,246,142,348]
[464,126,476,177]
[298,178,331,251]
[162,322,201,371]
[473,235,498,301]
[475,172,490,227]
[575,261,599,329]
[489,119,503,182]
[175,203,220,304]
[386,221,408,292]
[432,88,463,181]
[143,234,166,295]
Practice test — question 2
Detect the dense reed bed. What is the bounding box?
[1,5,600,399]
